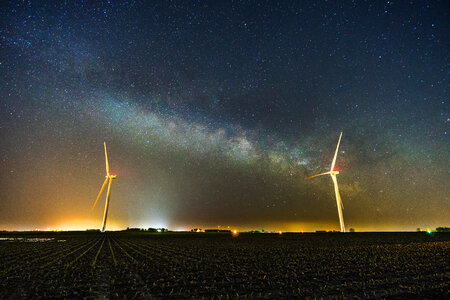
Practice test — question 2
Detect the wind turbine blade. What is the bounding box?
[330,175,344,210]
[330,132,343,171]
[104,142,110,175]
[331,174,345,232]
[308,171,331,179]
[106,178,112,207]
[101,178,113,232]
[92,178,109,210]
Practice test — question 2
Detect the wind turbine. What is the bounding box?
[309,132,346,232]
[92,142,117,232]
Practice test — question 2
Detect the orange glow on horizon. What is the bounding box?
[51,218,124,231]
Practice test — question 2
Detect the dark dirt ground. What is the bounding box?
[0,231,448,299]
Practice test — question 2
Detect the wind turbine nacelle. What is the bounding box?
[106,174,118,179]
[331,170,340,175]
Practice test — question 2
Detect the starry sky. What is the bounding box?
[0,0,448,232]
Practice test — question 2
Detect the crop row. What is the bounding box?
[106,235,450,298]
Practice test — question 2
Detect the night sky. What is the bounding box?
[1,1,448,231]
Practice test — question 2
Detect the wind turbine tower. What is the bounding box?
[309,132,346,232]
[92,142,117,232]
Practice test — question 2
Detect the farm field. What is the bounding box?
[0,232,448,299]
